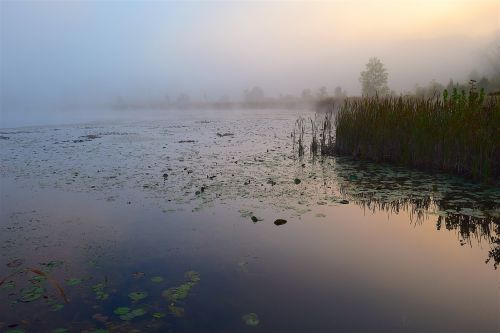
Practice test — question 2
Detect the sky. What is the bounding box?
[1,0,499,120]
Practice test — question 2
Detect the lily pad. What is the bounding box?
[66,278,82,286]
[162,283,192,302]
[274,219,287,226]
[1,281,15,290]
[114,307,130,315]
[51,303,64,311]
[50,329,68,333]
[41,260,64,270]
[152,312,166,318]
[151,276,164,283]
[20,285,44,302]
[168,304,185,317]
[251,216,262,223]
[242,313,260,326]
[119,308,147,321]
[91,283,108,301]
[185,270,200,283]
[128,291,148,302]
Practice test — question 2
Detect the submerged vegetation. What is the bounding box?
[309,83,499,182]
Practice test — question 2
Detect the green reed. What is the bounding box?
[332,86,499,182]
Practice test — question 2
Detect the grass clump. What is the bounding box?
[333,84,499,182]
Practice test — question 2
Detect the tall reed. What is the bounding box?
[333,87,499,181]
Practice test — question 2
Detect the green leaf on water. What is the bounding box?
[1,281,15,290]
[41,260,64,270]
[20,285,44,302]
[153,312,166,318]
[91,283,108,300]
[66,278,82,286]
[114,307,130,315]
[162,283,192,302]
[30,275,46,284]
[242,313,260,326]
[50,329,68,333]
[119,308,147,321]
[150,276,164,283]
[51,303,64,311]
[168,304,185,317]
[185,270,200,283]
[6,330,25,333]
[128,291,148,302]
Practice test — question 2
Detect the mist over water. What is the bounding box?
[1,0,498,128]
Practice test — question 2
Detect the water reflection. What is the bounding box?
[330,157,500,268]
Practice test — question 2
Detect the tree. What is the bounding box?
[316,86,328,99]
[359,57,389,96]
[334,86,347,98]
[243,86,265,102]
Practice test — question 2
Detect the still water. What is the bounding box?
[0,109,498,332]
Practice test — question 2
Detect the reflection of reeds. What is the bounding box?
[333,158,500,269]
[333,91,499,182]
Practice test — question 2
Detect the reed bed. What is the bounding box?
[332,89,499,182]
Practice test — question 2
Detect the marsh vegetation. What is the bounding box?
[301,83,499,183]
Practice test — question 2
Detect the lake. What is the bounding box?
[1,108,498,333]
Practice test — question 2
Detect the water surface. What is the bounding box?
[1,109,498,333]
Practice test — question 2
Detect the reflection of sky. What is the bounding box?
[1,0,498,119]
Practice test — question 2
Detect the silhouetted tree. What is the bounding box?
[334,86,347,98]
[359,57,390,96]
[301,88,313,100]
[316,86,328,99]
[244,86,265,102]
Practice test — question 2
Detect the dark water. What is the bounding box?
[0,109,498,333]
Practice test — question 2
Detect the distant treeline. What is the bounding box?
[111,86,348,111]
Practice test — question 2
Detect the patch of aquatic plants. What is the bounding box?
[333,87,499,182]
[0,262,202,332]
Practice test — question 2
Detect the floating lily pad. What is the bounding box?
[50,329,68,333]
[251,216,262,223]
[51,303,64,311]
[91,330,109,333]
[151,276,164,283]
[1,281,15,290]
[41,260,64,270]
[6,330,25,333]
[162,284,192,302]
[30,275,46,284]
[242,313,260,326]
[185,270,200,283]
[119,308,147,321]
[114,307,130,315]
[91,283,108,300]
[128,291,148,302]
[274,219,287,226]
[152,312,166,318]
[66,278,82,286]
[168,304,185,317]
[20,285,44,302]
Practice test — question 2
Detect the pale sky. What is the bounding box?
[1,0,499,114]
